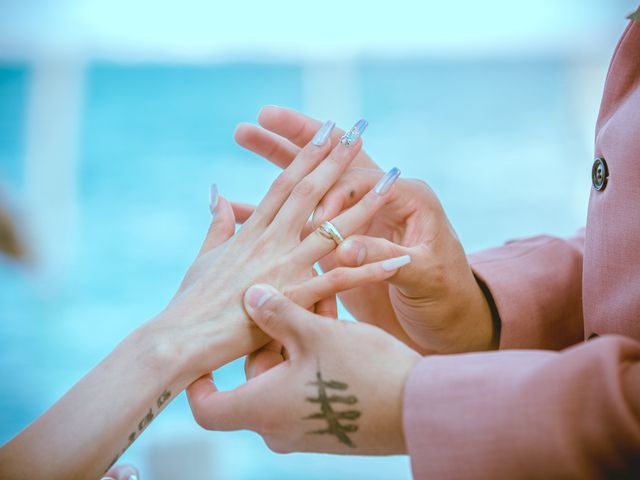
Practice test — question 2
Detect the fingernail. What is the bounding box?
[100,478,114,480]
[381,255,411,271]
[342,239,365,266]
[128,476,138,480]
[311,120,336,146]
[246,285,273,310]
[209,183,219,215]
[339,118,368,146]
[374,167,401,195]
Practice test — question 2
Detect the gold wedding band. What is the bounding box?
[316,220,344,246]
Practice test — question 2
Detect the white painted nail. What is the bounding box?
[311,120,336,146]
[381,255,411,271]
[209,183,219,215]
[374,167,401,195]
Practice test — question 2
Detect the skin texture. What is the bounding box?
[187,284,421,456]
[234,106,495,355]
[0,124,404,480]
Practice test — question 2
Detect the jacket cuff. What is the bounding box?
[468,235,584,350]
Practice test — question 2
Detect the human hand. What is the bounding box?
[234,107,495,354]
[148,118,405,388]
[102,464,139,480]
[187,284,421,455]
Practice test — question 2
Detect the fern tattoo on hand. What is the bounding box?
[304,370,361,448]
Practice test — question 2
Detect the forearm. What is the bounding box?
[0,320,189,480]
[403,335,640,478]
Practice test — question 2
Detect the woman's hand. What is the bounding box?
[151,117,404,387]
[234,107,495,354]
[187,284,421,455]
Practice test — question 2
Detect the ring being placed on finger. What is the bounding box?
[316,220,344,246]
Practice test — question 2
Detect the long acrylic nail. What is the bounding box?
[209,183,219,215]
[374,167,401,195]
[381,255,411,271]
[340,118,368,146]
[311,120,336,146]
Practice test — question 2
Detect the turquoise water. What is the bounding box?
[0,59,594,478]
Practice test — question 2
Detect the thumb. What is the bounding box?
[244,284,320,356]
[336,235,417,288]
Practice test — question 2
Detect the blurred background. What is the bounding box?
[0,1,637,478]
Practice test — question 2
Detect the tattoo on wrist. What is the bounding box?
[105,388,172,472]
[303,370,360,448]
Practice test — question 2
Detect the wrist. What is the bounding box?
[125,320,192,389]
[146,303,269,386]
[441,270,498,353]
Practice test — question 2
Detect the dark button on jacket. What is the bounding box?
[592,157,609,191]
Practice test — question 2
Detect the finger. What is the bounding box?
[244,284,325,355]
[336,235,428,290]
[258,105,348,149]
[288,255,411,308]
[104,464,139,480]
[234,123,300,169]
[314,294,337,318]
[244,345,283,380]
[198,193,236,256]
[230,201,256,224]
[245,120,336,230]
[294,167,401,262]
[187,373,253,431]
[267,119,367,234]
[188,364,288,432]
[312,168,387,227]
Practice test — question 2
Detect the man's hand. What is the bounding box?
[234,106,496,354]
[187,284,420,455]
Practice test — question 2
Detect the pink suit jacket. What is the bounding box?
[403,18,640,478]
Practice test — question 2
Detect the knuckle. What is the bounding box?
[265,438,291,454]
[259,305,280,330]
[291,178,316,198]
[191,404,214,431]
[271,172,295,195]
[327,268,350,288]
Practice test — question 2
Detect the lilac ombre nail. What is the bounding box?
[374,167,401,195]
[339,118,368,146]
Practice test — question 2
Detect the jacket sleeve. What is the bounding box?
[402,335,640,479]
[468,230,585,350]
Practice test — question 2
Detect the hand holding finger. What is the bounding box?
[286,255,411,308]
[294,166,401,262]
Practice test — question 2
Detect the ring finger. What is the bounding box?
[292,166,401,262]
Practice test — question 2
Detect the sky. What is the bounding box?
[0,0,637,60]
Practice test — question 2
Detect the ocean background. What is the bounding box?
[0,1,635,477]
